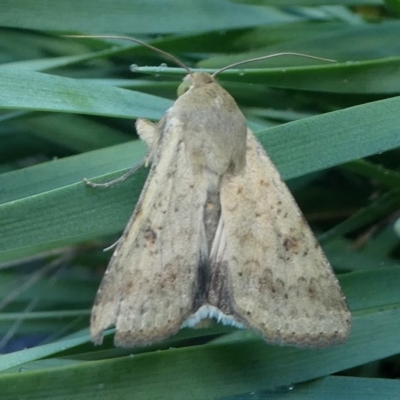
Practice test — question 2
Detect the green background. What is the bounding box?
[0,1,399,399]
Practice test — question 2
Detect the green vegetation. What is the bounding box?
[0,1,399,398]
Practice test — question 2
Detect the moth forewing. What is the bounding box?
[213,131,351,347]
[91,116,209,347]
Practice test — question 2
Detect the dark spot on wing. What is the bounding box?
[308,280,317,299]
[283,236,299,252]
[143,227,157,244]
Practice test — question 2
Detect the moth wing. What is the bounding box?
[215,129,351,347]
[91,117,207,347]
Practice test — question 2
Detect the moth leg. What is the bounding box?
[84,117,164,253]
[84,117,164,188]
[83,162,143,188]
[103,237,122,252]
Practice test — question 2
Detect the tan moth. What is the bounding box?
[78,36,351,348]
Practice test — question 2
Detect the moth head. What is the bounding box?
[177,73,215,97]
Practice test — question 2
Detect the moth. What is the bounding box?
[83,36,352,348]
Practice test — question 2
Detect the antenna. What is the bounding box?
[65,36,335,78]
[64,34,193,75]
[212,53,336,76]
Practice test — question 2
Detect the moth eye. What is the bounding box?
[177,80,191,97]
